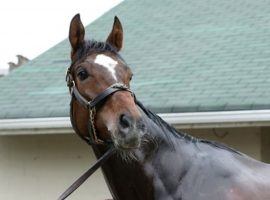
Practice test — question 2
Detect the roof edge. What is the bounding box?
[0,117,73,135]
[1,110,270,135]
[159,109,270,129]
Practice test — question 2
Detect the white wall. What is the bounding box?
[0,134,111,200]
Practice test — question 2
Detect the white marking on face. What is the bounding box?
[94,54,118,80]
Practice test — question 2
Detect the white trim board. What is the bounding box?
[1,110,270,135]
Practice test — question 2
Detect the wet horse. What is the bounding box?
[66,14,270,200]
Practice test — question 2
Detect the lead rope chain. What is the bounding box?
[89,107,103,144]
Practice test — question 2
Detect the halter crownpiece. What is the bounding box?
[66,66,134,146]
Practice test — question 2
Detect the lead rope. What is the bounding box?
[57,147,116,200]
[58,69,113,199]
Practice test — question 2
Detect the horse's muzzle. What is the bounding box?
[114,114,145,149]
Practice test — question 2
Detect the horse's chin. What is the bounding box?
[109,128,145,155]
[113,140,140,163]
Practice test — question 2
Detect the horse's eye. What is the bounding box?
[77,69,88,81]
[130,74,133,81]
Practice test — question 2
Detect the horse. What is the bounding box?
[65,14,270,200]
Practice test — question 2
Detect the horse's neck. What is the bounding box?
[93,112,197,200]
[72,98,197,199]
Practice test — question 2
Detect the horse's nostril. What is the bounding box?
[119,114,132,129]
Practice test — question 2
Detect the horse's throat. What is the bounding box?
[92,146,155,200]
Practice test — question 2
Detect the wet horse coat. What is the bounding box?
[67,14,270,200]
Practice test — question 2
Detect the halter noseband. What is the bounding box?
[66,67,134,146]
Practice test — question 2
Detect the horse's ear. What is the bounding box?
[69,14,85,58]
[106,16,123,52]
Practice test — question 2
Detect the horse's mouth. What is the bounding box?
[113,137,141,150]
[116,143,140,150]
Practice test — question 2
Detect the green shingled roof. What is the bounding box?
[1,0,270,119]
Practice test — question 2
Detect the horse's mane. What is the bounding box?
[74,40,120,62]
[136,100,242,155]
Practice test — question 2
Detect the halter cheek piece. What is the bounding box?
[66,67,134,146]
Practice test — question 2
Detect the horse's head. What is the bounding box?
[68,14,146,151]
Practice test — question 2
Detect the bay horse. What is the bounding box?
[65,14,270,200]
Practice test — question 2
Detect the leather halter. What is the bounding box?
[66,67,133,146]
[58,64,134,199]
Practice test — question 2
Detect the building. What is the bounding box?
[0,0,270,199]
